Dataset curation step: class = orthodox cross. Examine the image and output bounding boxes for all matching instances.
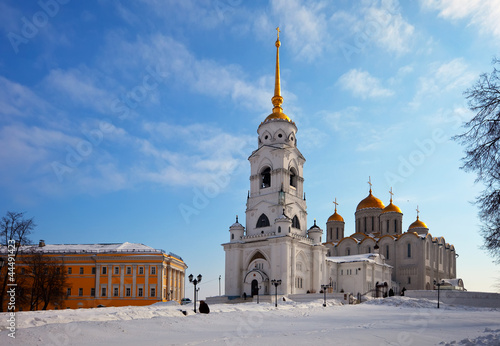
[333,198,339,212]
[276,26,280,39]
[368,176,372,192]
[389,187,394,202]
[416,205,420,218]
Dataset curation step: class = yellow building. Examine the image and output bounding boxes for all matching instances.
[5,241,187,310]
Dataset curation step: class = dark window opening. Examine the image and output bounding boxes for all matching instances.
[256,214,270,228]
[261,167,271,188]
[289,168,297,188]
[394,219,398,233]
[292,215,300,229]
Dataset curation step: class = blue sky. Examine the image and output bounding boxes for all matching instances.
[1,0,499,298]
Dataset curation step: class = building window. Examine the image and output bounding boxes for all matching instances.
[91,288,95,297]
[256,214,270,228]
[67,288,71,296]
[139,267,144,275]
[371,216,374,231]
[126,267,132,275]
[101,287,106,296]
[292,215,300,229]
[386,245,390,260]
[341,270,343,275]
[278,226,281,233]
[114,287,119,297]
[79,267,84,275]
[336,228,339,239]
[138,288,143,297]
[79,288,83,296]
[114,267,119,275]
[261,167,271,188]
[289,168,297,188]
[126,288,131,297]
[231,233,234,239]
[68,267,72,274]
[368,246,371,253]
[408,277,411,284]
[151,266,156,275]
[364,217,367,232]
[394,219,398,233]
[92,267,96,274]
[151,287,156,297]
[346,248,351,256]
[407,243,412,258]
[102,267,107,275]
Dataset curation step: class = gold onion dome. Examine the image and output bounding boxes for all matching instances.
[409,216,428,230]
[328,211,344,222]
[263,27,293,125]
[356,190,385,211]
[382,201,402,213]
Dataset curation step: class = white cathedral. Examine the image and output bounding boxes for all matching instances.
[222,30,458,299]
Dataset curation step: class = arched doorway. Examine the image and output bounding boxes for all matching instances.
[251,279,259,296]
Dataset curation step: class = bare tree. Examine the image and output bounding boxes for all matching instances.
[0,211,34,312]
[19,249,68,311]
[454,57,500,262]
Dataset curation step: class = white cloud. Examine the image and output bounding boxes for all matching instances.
[331,0,415,55]
[338,69,394,99]
[0,76,52,118]
[269,0,330,62]
[421,0,500,40]
[43,67,114,114]
[410,58,476,108]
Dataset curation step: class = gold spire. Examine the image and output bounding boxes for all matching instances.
[272,27,283,114]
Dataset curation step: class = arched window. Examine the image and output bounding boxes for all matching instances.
[386,220,389,234]
[346,247,351,256]
[364,217,367,232]
[278,226,281,233]
[292,215,300,229]
[394,219,398,233]
[407,243,412,258]
[336,227,339,239]
[289,168,297,188]
[261,167,271,188]
[385,245,390,259]
[371,216,375,231]
[256,214,270,228]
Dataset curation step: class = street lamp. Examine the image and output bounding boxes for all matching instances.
[189,274,202,313]
[434,279,444,309]
[321,284,330,307]
[219,275,222,296]
[271,279,281,308]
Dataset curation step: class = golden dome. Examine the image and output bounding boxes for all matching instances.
[264,112,292,123]
[409,216,428,230]
[328,211,344,222]
[382,201,402,214]
[356,190,385,211]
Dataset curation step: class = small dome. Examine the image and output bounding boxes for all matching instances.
[230,216,244,229]
[263,112,292,123]
[328,211,344,222]
[308,219,320,230]
[382,201,402,214]
[409,217,428,230]
[356,191,385,211]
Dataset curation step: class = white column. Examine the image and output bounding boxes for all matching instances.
[120,265,125,297]
[95,265,101,298]
[132,265,137,297]
[145,265,149,298]
[107,265,112,298]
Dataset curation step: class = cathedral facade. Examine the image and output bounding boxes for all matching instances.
[222,30,457,298]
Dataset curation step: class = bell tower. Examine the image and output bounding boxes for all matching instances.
[246,27,307,238]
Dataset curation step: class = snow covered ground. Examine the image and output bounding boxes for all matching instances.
[1,297,499,345]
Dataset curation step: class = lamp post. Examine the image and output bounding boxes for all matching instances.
[271,279,281,308]
[321,284,330,307]
[219,275,221,296]
[188,274,202,313]
[434,279,444,309]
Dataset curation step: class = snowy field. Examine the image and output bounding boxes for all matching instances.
[1,297,500,345]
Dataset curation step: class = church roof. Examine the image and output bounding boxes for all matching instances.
[382,201,402,214]
[356,190,385,211]
[408,216,428,230]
